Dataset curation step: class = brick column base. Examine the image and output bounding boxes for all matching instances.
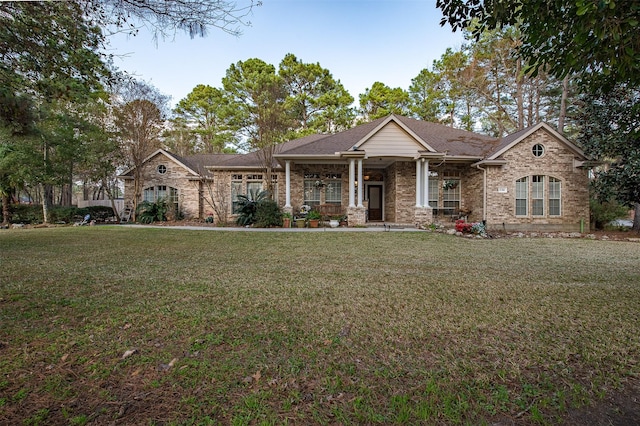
[414,206,433,227]
[347,206,367,226]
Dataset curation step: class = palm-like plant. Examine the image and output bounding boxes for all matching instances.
[136,198,169,224]
[235,189,269,226]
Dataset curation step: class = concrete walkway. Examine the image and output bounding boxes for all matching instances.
[121,224,424,232]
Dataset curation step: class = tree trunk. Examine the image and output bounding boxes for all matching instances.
[1,194,9,225]
[104,183,121,222]
[633,203,640,233]
[558,75,569,133]
[42,183,53,224]
[515,58,524,130]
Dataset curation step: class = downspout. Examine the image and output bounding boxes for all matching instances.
[474,163,487,224]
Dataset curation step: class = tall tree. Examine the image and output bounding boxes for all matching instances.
[173,84,235,153]
[279,53,355,136]
[432,48,476,130]
[0,1,109,223]
[162,117,199,157]
[408,68,443,122]
[114,81,168,219]
[222,58,291,194]
[358,82,410,121]
[577,84,640,232]
[436,0,640,89]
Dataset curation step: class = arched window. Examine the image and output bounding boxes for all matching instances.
[515,176,561,217]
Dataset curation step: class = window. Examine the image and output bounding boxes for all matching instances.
[304,173,321,207]
[246,174,263,197]
[157,164,167,174]
[142,186,178,212]
[443,178,460,213]
[532,144,545,157]
[269,175,278,202]
[515,177,528,216]
[549,177,561,216]
[325,173,342,204]
[532,175,544,216]
[428,177,439,208]
[156,185,167,201]
[231,174,265,214]
[231,175,243,214]
[143,187,155,202]
[515,175,562,217]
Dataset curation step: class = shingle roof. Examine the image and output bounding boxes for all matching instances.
[161,115,581,175]
[393,115,501,157]
[277,115,502,158]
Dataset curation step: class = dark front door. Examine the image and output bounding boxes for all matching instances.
[367,185,383,221]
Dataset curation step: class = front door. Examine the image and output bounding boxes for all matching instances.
[367,185,383,221]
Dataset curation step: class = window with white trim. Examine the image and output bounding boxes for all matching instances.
[515,177,528,216]
[324,173,342,204]
[303,173,321,207]
[443,177,460,213]
[143,185,177,203]
[532,175,544,216]
[231,174,243,214]
[515,175,562,217]
[246,174,263,198]
[428,175,439,208]
[548,177,561,216]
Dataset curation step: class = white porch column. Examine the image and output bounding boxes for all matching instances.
[357,158,364,207]
[423,160,429,208]
[415,159,422,207]
[284,160,291,208]
[348,159,356,207]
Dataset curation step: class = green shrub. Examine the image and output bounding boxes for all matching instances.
[254,199,283,228]
[9,204,42,224]
[136,199,169,224]
[6,204,116,224]
[86,206,116,221]
[590,198,629,230]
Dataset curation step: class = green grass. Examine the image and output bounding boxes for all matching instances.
[1,226,639,424]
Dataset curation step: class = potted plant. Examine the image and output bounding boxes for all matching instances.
[339,215,348,227]
[307,210,321,228]
[329,215,341,228]
[282,212,292,228]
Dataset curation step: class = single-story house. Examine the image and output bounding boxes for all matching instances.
[120,114,591,231]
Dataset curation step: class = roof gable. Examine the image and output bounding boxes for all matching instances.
[119,149,203,177]
[354,115,436,154]
[488,122,587,160]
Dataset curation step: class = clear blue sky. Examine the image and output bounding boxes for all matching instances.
[107,0,465,107]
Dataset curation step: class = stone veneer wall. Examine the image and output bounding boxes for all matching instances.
[484,129,590,232]
[288,164,350,212]
[383,164,396,223]
[394,161,418,223]
[123,155,202,219]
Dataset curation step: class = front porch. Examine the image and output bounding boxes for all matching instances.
[280,157,440,227]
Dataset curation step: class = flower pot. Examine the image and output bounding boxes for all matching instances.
[296,218,306,228]
[329,219,339,228]
[283,218,291,228]
[309,219,319,228]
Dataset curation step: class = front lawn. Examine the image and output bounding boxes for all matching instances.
[1,227,639,425]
